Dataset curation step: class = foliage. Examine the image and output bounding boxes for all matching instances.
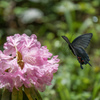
[0,0,100,100]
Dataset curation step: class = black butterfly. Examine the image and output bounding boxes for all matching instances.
[62,33,93,69]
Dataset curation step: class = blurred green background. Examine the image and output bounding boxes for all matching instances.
[0,0,100,100]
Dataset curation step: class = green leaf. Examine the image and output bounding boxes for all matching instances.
[24,86,42,100]
[0,89,3,99]
[77,18,93,34]
[92,82,100,100]
[57,82,70,100]
[12,87,23,100]
[65,10,74,34]
[1,89,11,100]
[23,91,29,100]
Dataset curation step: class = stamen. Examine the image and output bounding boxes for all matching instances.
[16,51,24,69]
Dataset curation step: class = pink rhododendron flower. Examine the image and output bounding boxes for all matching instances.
[0,34,60,92]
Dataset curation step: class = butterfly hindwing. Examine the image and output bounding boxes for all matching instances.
[74,47,90,65]
[72,33,93,49]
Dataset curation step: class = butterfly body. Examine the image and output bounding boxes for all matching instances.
[62,33,93,69]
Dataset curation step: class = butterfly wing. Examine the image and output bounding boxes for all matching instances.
[74,47,91,69]
[72,33,93,49]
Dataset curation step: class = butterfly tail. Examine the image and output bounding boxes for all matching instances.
[80,63,83,69]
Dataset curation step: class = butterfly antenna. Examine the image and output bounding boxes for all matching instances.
[88,62,92,67]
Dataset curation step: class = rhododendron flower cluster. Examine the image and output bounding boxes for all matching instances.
[0,34,60,92]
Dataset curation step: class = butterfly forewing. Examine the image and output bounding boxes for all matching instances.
[72,33,93,49]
